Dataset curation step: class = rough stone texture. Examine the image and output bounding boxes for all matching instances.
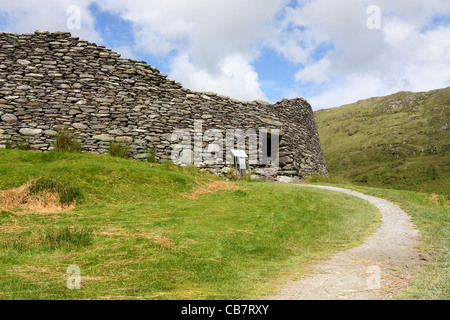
[0,31,328,179]
[1,113,18,123]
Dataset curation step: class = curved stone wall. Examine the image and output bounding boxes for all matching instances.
[0,30,327,179]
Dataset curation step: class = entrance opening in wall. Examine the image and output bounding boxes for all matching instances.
[260,129,280,168]
[266,133,272,159]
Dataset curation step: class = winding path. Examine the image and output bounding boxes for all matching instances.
[268,185,423,300]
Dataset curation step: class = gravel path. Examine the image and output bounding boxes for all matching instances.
[267,185,424,300]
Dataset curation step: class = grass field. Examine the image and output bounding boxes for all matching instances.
[0,149,381,300]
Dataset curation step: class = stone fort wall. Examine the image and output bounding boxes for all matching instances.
[0,30,327,179]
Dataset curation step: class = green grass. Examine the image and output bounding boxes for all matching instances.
[312,87,449,299]
[1,226,94,251]
[53,127,83,153]
[302,179,449,299]
[0,149,381,300]
[108,141,131,159]
[29,177,83,205]
[314,87,450,196]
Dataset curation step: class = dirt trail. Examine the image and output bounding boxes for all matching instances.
[267,185,424,300]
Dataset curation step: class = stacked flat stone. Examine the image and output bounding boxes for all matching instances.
[0,30,328,179]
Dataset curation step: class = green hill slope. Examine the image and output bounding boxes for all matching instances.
[314,87,450,196]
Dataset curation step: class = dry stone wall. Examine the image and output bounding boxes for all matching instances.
[0,30,327,179]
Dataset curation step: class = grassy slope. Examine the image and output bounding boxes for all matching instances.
[314,87,450,196]
[0,149,381,300]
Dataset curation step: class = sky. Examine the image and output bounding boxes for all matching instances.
[1,0,449,110]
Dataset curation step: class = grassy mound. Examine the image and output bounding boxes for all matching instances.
[0,177,82,213]
[0,149,380,300]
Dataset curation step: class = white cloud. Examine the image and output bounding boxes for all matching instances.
[0,0,102,44]
[378,0,450,24]
[271,0,450,109]
[110,45,135,59]
[1,0,449,108]
[1,0,285,101]
[171,52,268,101]
[307,74,388,110]
[295,58,331,84]
[93,0,285,101]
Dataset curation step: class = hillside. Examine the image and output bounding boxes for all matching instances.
[314,87,450,196]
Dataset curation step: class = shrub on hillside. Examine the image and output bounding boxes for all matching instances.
[147,145,157,163]
[54,127,83,153]
[109,141,131,158]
